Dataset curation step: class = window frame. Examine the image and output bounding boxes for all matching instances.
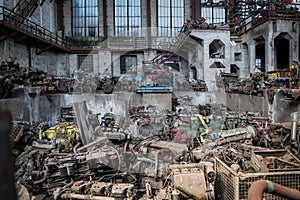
[200,6,226,25]
[71,0,99,37]
[234,52,242,61]
[77,55,93,72]
[114,0,142,36]
[120,55,138,74]
[157,0,185,37]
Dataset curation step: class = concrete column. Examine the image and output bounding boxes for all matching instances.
[98,51,112,74]
[188,51,193,80]
[106,0,114,37]
[150,0,157,36]
[49,1,53,32]
[249,40,256,73]
[197,42,204,80]
[241,44,249,78]
[266,23,275,71]
[266,36,274,71]
[39,0,43,27]
[99,0,104,37]
[292,38,298,62]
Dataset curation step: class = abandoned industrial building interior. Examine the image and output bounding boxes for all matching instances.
[2,0,300,199]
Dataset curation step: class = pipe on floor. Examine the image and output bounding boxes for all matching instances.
[291,112,298,142]
[60,193,116,200]
[248,180,300,200]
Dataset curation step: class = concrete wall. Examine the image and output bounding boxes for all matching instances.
[0,40,68,75]
[130,93,172,110]
[270,91,300,123]
[111,52,144,77]
[230,43,249,78]
[224,93,268,116]
[241,20,300,72]
[64,0,72,36]
[0,91,171,125]
[174,91,211,105]
[2,88,300,125]
[191,29,231,91]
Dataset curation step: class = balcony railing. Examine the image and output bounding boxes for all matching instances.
[0,6,69,48]
[231,2,300,35]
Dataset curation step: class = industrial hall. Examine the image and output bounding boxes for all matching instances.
[1,0,300,199]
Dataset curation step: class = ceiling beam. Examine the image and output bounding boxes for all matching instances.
[36,45,54,55]
[0,31,18,42]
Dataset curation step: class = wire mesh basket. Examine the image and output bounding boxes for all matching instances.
[215,156,300,200]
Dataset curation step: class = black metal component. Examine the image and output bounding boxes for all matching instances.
[0,110,17,200]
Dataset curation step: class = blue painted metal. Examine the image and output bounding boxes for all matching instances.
[136,86,173,93]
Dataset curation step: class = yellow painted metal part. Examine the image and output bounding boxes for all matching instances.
[40,122,80,152]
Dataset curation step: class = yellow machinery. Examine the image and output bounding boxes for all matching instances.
[39,122,80,152]
[193,114,211,143]
[267,61,300,88]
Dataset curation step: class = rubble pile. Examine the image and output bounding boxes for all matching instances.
[217,62,300,98]
[0,59,75,99]
[10,99,300,200]
[216,71,265,96]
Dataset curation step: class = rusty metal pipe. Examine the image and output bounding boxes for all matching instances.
[291,112,298,142]
[248,180,300,200]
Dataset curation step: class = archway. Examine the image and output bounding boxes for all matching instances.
[255,37,265,72]
[275,33,291,69]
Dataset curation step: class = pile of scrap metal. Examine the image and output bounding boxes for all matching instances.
[12,101,300,200]
[183,18,217,30]
[36,75,75,94]
[215,143,300,173]
[0,58,75,98]
[265,61,300,100]
[10,121,40,156]
[38,122,80,153]
[72,71,98,93]
[60,106,76,122]
[216,71,265,96]
[14,137,215,200]
[14,111,216,200]
[224,111,268,129]
[217,61,300,98]
[113,76,136,92]
[189,79,208,92]
[176,96,200,117]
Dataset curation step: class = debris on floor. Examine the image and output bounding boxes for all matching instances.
[9,98,300,200]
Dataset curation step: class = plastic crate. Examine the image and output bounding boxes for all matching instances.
[215,156,300,200]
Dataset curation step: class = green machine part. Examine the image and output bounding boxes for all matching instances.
[190,117,205,138]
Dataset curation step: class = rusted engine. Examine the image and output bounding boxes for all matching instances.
[56,181,135,200]
[0,62,75,98]
[169,162,215,200]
